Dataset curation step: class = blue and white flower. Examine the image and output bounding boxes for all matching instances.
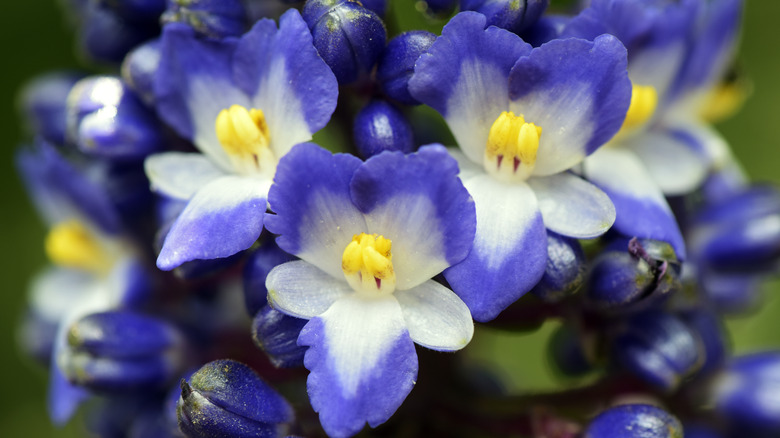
[144,9,338,270]
[265,143,476,437]
[409,12,631,321]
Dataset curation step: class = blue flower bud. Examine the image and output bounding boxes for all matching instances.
[18,72,83,145]
[522,14,569,47]
[252,305,307,368]
[162,0,247,38]
[79,2,158,64]
[680,309,728,375]
[421,0,458,15]
[547,323,592,377]
[353,100,414,158]
[376,31,436,105]
[460,0,549,34]
[714,352,780,435]
[584,404,683,438]
[586,238,679,312]
[177,359,294,438]
[302,0,387,84]
[359,0,387,16]
[243,242,295,317]
[97,0,166,22]
[122,39,160,106]
[698,268,764,314]
[61,311,186,392]
[67,76,164,161]
[611,310,701,390]
[531,232,585,302]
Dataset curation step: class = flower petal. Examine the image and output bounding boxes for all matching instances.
[157,175,270,270]
[409,12,532,165]
[234,10,338,158]
[299,294,417,438]
[584,147,686,259]
[266,261,352,319]
[265,143,367,278]
[144,152,226,200]
[444,176,547,322]
[350,145,476,290]
[627,128,708,195]
[527,172,615,238]
[395,280,473,351]
[508,35,632,175]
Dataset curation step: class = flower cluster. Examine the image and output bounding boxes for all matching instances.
[13,0,780,437]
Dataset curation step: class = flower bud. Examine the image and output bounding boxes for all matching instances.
[547,323,592,377]
[531,232,585,302]
[421,0,458,15]
[67,76,164,161]
[353,100,414,159]
[584,404,683,438]
[680,309,728,375]
[376,31,436,105]
[162,0,247,38]
[177,360,294,437]
[252,305,308,368]
[302,0,387,84]
[360,0,387,16]
[714,352,780,435]
[18,72,83,145]
[79,2,158,64]
[121,39,161,106]
[97,0,166,22]
[460,0,549,34]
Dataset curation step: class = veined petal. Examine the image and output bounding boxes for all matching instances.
[235,10,338,158]
[395,280,473,351]
[144,152,226,200]
[584,148,686,259]
[299,294,417,438]
[409,12,532,165]
[444,175,547,322]
[265,143,367,279]
[627,129,708,195]
[508,35,632,176]
[266,261,352,319]
[527,172,615,238]
[157,175,270,270]
[350,146,476,290]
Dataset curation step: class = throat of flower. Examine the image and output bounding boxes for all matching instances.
[45,220,113,274]
[341,233,396,295]
[484,111,541,182]
[215,104,276,175]
[617,84,658,138]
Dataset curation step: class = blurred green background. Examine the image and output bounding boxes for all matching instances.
[1,1,779,436]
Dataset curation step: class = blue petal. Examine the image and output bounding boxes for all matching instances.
[584,148,686,259]
[408,11,532,164]
[350,145,476,289]
[444,176,547,322]
[157,175,270,270]
[48,356,89,425]
[299,294,417,437]
[265,143,367,279]
[508,35,632,176]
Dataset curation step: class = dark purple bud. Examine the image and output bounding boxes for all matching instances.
[18,72,83,145]
[680,309,728,375]
[67,76,164,161]
[531,232,585,302]
[547,323,592,377]
[162,0,247,38]
[122,39,161,106]
[353,100,414,159]
[177,360,294,437]
[461,0,549,34]
[252,305,307,368]
[243,242,296,317]
[522,14,570,47]
[303,0,387,84]
[714,352,780,435]
[376,31,436,105]
[97,0,166,21]
[79,3,158,64]
[422,0,458,15]
[584,404,683,438]
[611,311,702,390]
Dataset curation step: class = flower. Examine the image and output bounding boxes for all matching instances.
[144,9,338,270]
[264,143,476,437]
[408,12,631,321]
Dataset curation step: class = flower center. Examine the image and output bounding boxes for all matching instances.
[215,104,276,175]
[341,233,396,295]
[45,220,113,273]
[483,111,541,182]
[619,84,658,134]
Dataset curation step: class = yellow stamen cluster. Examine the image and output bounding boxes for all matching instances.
[484,111,541,181]
[342,233,395,294]
[215,105,271,172]
[621,84,658,131]
[45,220,111,273]
[700,81,748,123]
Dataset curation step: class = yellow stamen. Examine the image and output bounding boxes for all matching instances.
[621,84,658,131]
[342,233,395,294]
[484,111,541,181]
[45,220,111,273]
[700,81,749,123]
[215,105,271,172]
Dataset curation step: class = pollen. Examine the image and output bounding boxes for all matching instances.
[484,111,541,182]
[342,233,396,294]
[621,84,658,131]
[45,220,111,273]
[215,105,272,172]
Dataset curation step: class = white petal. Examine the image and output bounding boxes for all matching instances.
[447,147,484,182]
[527,172,616,238]
[628,130,708,195]
[267,261,352,319]
[144,152,226,200]
[395,280,473,351]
